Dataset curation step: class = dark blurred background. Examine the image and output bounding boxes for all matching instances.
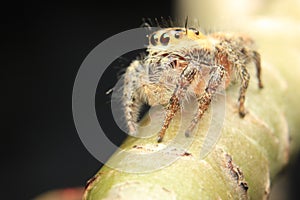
[2,1,173,199]
[2,1,300,200]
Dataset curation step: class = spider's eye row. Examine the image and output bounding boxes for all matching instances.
[149,28,201,46]
[150,34,159,46]
[160,33,170,46]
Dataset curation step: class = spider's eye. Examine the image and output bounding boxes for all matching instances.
[189,27,200,35]
[174,29,183,39]
[160,33,170,45]
[174,32,181,39]
[150,34,158,46]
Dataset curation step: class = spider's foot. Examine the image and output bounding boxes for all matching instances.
[185,130,191,137]
[157,136,163,143]
[128,123,137,136]
[239,110,247,118]
[157,129,166,143]
[185,123,197,137]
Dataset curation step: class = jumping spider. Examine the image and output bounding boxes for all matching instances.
[122,27,263,142]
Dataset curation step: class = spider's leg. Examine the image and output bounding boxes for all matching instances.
[185,65,226,137]
[252,51,263,89]
[238,66,250,117]
[123,60,147,135]
[157,65,197,142]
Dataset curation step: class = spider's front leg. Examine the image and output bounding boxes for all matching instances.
[185,65,226,137]
[123,60,148,135]
[157,65,198,142]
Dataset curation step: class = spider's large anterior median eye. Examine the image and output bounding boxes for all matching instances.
[160,33,170,45]
[150,34,158,46]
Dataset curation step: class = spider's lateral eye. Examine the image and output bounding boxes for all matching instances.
[189,27,200,35]
[174,32,180,39]
[150,34,158,46]
[174,29,183,39]
[160,33,170,45]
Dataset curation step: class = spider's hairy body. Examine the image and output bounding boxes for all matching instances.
[123,27,263,142]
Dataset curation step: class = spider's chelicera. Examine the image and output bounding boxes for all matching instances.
[122,27,263,142]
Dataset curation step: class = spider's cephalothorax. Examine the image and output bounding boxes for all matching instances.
[122,27,263,142]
